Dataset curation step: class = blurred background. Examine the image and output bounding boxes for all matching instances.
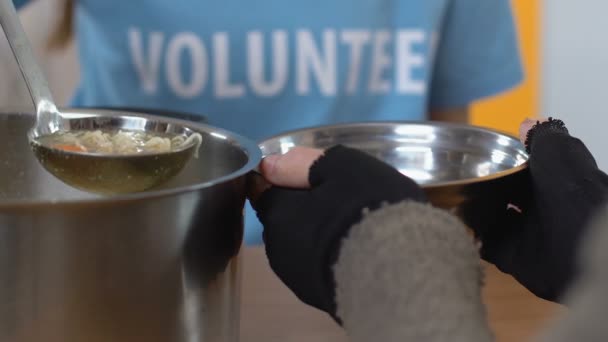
[1,0,604,168]
[475,0,606,170]
[0,1,597,341]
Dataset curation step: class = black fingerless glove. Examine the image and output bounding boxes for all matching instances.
[253,145,427,321]
[469,118,608,301]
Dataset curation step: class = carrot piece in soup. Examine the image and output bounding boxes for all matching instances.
[53,144,86,152]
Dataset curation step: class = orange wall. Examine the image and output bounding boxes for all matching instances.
[470,0,539,135]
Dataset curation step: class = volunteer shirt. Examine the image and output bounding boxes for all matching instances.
[16,0,523,244]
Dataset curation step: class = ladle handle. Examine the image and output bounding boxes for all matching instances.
[0,0,59,124]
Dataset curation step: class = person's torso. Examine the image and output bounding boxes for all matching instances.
[72,0,448,140]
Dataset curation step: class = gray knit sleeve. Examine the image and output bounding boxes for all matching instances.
[537,203,608,342]
[333,200,494,342]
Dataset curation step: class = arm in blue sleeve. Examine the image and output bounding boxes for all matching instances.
[429,0,524,109]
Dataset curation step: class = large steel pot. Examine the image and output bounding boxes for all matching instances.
[0,109,261,342]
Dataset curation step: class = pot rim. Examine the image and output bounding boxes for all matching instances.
[257,120,530,189]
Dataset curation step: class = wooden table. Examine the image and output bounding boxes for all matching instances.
[240,247,564,342]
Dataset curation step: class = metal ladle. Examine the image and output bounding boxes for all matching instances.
[0,0,201,195]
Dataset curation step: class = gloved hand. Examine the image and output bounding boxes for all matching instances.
[465,118,608,302]
[249,145,427,321]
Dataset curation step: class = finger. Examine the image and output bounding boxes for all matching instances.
[260,147,324,188]
[519,117,547,144]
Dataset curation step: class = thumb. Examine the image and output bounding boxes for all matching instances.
[519,117,548,145]
[260,147,325,188]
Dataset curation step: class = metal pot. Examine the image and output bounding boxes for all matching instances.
[0,109,261,342]
[258,121,531,229]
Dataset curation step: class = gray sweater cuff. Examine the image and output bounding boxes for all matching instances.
[537,203,608,342]
[333,200,494,342]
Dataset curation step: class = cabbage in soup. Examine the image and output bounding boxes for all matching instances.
[37,129,200,155]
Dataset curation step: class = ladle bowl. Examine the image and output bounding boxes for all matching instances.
[28,108,203,194]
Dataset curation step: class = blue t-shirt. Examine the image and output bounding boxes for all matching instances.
[17,0,523,244]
